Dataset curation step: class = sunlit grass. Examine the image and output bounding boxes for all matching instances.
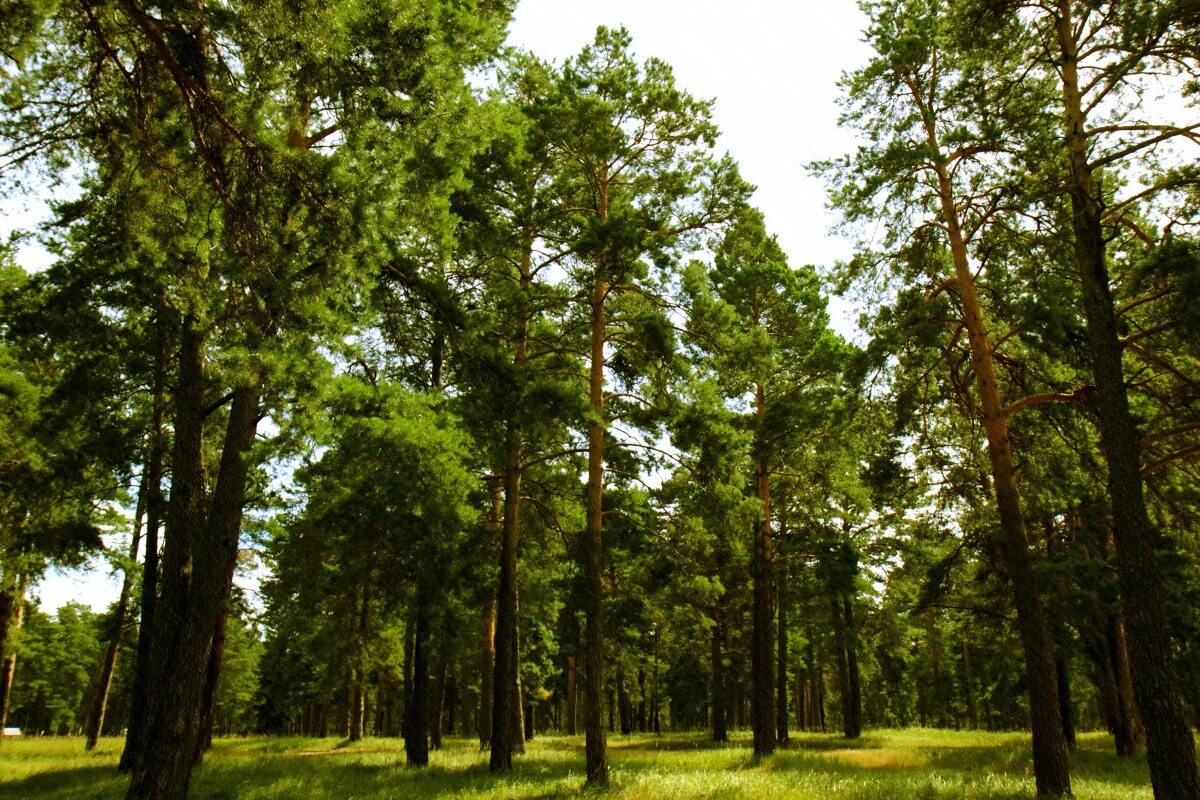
[0,729,1156,798]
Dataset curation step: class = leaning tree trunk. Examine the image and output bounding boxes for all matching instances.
[1056,6,1200,796]
[86,473,149,750]
[750,382,775,757]
[120,330,167,772]
[126,324,261,800]
[919,110,1072,794]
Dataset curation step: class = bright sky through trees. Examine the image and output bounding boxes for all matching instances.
[31,1,872,614]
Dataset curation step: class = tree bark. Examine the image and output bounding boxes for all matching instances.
[916,100,1072,794]
[0,576,26,735]
[776,560,789,745]
[842,596,862,739]
[120,329,168,772]
[1055,5,1199,796]
[404,584,431,766]
[126,322,260,800]
[582,212,609,783]
[86,473,148,751]
[479,484,499,749]
[567,655,577,735]
[751,382,775,757]
[711,612,727,742]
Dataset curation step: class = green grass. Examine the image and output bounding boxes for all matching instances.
[0,729,1154,799]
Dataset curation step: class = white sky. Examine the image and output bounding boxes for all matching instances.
[31,1,871,613]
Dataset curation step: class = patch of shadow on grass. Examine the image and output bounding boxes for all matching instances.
[784,734,885,752]
[609,735,737,753]
[189,745,586,800]
[0,764,124,800]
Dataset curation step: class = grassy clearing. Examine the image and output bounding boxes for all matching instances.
[0,729,1153,799]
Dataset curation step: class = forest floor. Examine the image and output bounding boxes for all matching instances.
[0,729,1156,799]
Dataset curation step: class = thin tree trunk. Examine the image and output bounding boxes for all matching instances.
[776,560,789,745]
[120,329,168,772]
[480,484,499,749]
[962,639,978,730]
[1110,612,1146,756]
[1056,4,1199,796]
[1056,653,1076,750]
[711,612,727,742]
[751,382,775,757]
[0,576,26,735]
[85,473,148,750]
[567,655,577,735]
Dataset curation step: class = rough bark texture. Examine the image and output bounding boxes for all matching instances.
[750,383,775,757]
[1056,4,1200,796]
[125,324,260,800]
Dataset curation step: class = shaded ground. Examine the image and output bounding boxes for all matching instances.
[0,729,1156,799]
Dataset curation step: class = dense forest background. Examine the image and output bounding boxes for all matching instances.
[1,1,1199,799]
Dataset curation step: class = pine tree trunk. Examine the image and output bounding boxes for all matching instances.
[918,116,1071,794]
[86,473,148,750]
[567,655,577,735]
[1109,612,1146,756]
[776,561,789,744]
[490,447,522,770]
[0,576,26,735]
[962,639,978,730]
[751,383,775,757]
[126,325,261,800]
[404,585,431,766]
[711,613,727,742]
[582,260,609,783]
[842,596,863,739]
[120,331,167,772]
[1055,4,1199,796]
[479,485,499,749]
